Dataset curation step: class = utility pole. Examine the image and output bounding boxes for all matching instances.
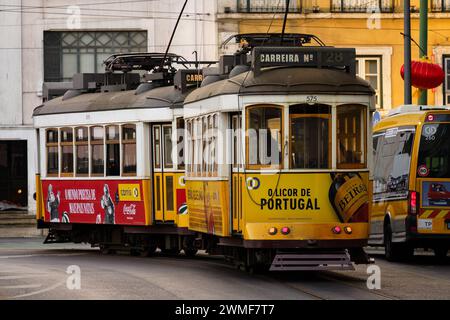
[418,0,428,105]
[404,0,412,104]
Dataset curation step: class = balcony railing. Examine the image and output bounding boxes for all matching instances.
[331,0,394,13]
[432,0,450,12]
[237,0,302,13]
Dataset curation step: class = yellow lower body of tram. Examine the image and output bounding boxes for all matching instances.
[186,171,372,269]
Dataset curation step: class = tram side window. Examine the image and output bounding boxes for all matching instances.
[46,129,59,176]
[122,124,136,175]
[60,127,74,176]
[247,105,283,169]
[336,104,366,169]
[212,114,218,174]
[289,104,330,169]
[163,125,173,169]
[106,125,120,176]
[186,120,193,175]
[176,118,185,170]
[91,126,104,176]
[75,127,88,176]
[202,117,208,175]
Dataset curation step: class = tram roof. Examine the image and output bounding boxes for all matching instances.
[33,85,192,116]
[185,67,375,104]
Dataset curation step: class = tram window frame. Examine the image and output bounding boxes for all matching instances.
[106,125,121,177]
[163,124,173,170]
[246,104,284,170]
[46,128,59,176]
[202,116,208,176]
[212,114,218,175]
[289,104,331,170]
[122,124,137,176]
[186,119,193,175]
[153,126,161,170]
[60,127,74,177]
[336,104,367,169]
[90,126,105,177]
[176,117,185,171]
[75,126,89,176]
[195,118,202,175]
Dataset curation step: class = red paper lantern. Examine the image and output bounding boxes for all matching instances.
[401,60,445,89]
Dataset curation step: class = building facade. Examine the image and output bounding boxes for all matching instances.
[217,0,450,112]
[0,0,218,213]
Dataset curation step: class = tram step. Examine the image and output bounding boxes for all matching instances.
[269,250,355,271]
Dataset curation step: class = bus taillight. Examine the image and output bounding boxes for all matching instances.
[408,191,418,216]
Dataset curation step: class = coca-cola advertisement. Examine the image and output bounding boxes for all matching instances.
[41,179,147,225]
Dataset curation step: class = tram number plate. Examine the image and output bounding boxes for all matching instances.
[306,95,318,104]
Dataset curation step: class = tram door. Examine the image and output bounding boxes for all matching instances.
[152,124,176,223]
[231,113,243,233]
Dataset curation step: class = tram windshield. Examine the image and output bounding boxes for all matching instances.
[290,104,330,169]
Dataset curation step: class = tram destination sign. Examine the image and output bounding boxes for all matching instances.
[252,47,356,76]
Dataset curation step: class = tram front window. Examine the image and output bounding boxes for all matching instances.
[60,127,74,175]
[46,129,58,175]
[290,104,330,169]
[122,124,136,175]
[247,105,282,168]
[106,125,120,176]
[91,126,104,175]
[336,104,366,169]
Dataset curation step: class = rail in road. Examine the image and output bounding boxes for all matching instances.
[0,238,448,300]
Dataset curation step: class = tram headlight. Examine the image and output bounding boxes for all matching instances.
[268,227,277,235]
[281,227,290,235]
[344,226,353,234]
[332,226,342,234]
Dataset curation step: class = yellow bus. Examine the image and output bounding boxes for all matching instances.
[370,105,450,260]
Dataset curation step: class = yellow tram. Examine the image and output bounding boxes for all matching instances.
[182,34,376,270]
[34,53,203,255]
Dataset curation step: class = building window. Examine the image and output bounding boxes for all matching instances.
[75,127,88,176]
[122,124,136,175]
[432,0,450,12]
[337,104,367,169]
[237,0,302,13]
[46,129,59,176]
[247,105,283,169]
[356,56,382,108]
[289,104,331,169]
[444,56,450,105]
[60,127,74,176]
[106,125,120,176]
[331,0,394,13]
[44,31,148,82]
[90,126,104,176]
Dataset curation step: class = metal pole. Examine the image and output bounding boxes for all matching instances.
[404,0,412,104]
[418,0,428,105]
[161,0,189,68]
[281,0,290,45]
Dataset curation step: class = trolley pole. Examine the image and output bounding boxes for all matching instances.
[404,0,412,104]
[418,0,428,105]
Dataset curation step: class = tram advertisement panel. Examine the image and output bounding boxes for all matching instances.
[242,172,369,223]
[41,179,147,225]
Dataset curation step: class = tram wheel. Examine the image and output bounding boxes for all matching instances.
[433,247,448,261]
[161,248,180,255]
[183,248,198,257]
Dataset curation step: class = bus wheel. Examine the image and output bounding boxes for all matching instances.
[384,223,413,261]
[433,247,448,260]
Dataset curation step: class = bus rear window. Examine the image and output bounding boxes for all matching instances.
[418,123,450,178]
